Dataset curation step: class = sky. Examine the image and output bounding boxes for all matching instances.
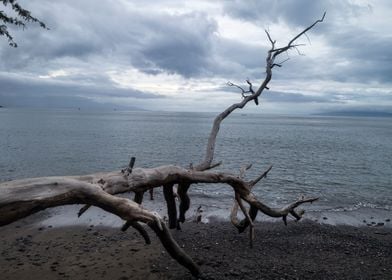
[0,0,391,114]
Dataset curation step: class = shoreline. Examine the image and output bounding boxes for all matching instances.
[34,202,392,229]
[1,218,391,279]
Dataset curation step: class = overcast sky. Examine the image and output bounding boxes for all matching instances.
[0,0,391,114]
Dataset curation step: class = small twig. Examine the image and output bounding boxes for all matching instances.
[277,57,290,65]
[246,79,255,94]
[239,163,252,179]
[149,189,154,200]
[249,165,273,187]
[78,204,91,217]
[304,32,311,45]
[282,215,287,226]
[265,29,276,48]
[294,46,304,56]
[227,81,250,98]
[204,161,222,170]
[272,12,325,59]
[127,156,136,175]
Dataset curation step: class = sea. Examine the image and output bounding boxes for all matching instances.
[0,108,391,228]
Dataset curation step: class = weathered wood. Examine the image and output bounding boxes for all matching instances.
[231,165,273,234]
[0,176,199,275]
[177,182,191,225]
[133,192,144,204]
[163,184,177,229]
[0,156,317,278]
[121,221,151,244]
[0,14,325,277]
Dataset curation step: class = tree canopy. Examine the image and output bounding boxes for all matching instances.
[0,0,47,47]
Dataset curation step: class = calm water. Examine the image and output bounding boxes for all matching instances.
[1,108,391,226]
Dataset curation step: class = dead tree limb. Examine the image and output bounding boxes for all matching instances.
[0,167,317,226]
[195,12,325,172]
[0,160,318,276]
[163,183,177,229]
[0,13,325,277]
[231,165,272,234]
[0,176,200,276]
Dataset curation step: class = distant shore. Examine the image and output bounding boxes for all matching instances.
[1,217,391,280]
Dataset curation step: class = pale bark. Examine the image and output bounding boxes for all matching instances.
[0,166,318,230]
[0,175,200,276]
[0,13,325,277]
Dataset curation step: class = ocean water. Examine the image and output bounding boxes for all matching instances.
[0,108,391,227]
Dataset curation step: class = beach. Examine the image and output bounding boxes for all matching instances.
[1,215,391,280]
[1,110,391,279]
[2,1,392,279]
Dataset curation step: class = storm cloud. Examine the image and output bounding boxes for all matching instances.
[0,0,391,113]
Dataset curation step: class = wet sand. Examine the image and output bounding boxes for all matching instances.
[0,218,391,280]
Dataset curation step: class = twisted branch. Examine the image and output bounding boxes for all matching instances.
[195,13,325,171]
[0,13,326,277]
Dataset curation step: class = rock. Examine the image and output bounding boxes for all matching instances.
[385,219,390,222]
[374,231,389,235]
[376,222,384,227]
[323,217,328,220]
[229,270,240,276]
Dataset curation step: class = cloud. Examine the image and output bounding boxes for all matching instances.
[0,0,391,113]
[0,75,162,103]
[135,12,217,77]
[325,28,392,83]
[263,91,333,103]
[223,0,369,28]
[0,1,219,78]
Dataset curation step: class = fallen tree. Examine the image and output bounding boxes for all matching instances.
[0,13,325,277]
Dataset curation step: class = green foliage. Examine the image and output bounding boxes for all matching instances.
[0,0,47,47]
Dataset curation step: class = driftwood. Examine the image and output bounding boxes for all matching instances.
[0,13,325,277]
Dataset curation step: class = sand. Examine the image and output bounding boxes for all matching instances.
[0,216,391,280]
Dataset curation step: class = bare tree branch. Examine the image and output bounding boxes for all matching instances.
[195,13,325,171]
[0,13,326,277]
